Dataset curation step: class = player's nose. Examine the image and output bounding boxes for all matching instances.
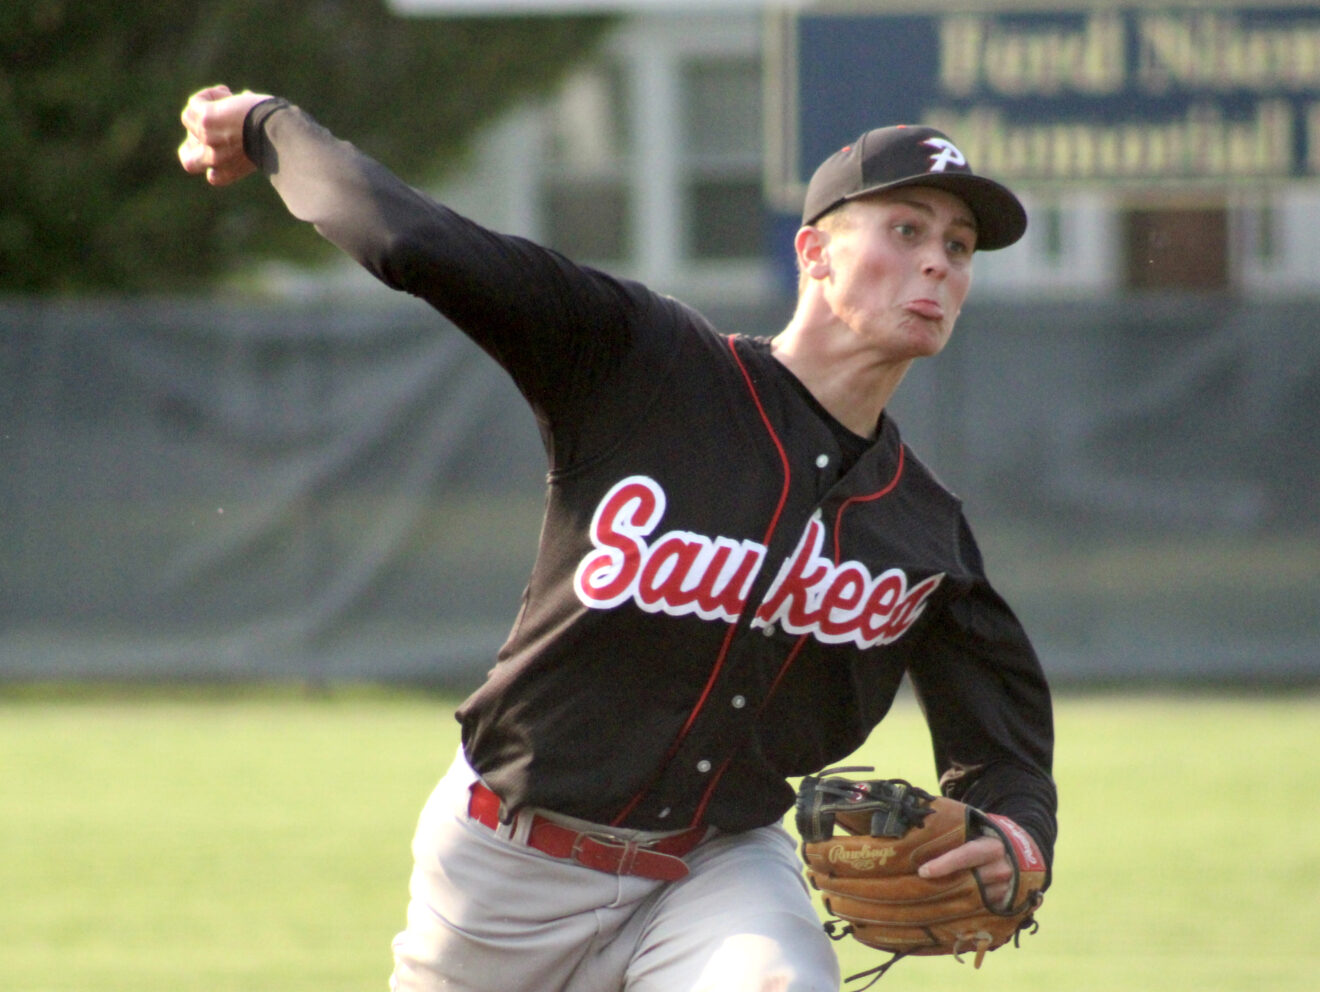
[920,243,951,279]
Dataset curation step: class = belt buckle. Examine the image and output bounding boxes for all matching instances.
[570,830,640,876]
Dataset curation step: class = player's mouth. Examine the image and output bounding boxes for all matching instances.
[903,299,945,321]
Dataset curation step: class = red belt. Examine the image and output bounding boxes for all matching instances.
[468,782,706,882]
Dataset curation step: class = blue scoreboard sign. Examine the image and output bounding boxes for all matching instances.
[768,3,1320,207]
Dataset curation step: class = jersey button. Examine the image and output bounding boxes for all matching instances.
[696,759,712,774]
[815,453,830,469]
[731,695,746,709]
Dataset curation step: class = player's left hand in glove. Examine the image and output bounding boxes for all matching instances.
[795,768,1046,986]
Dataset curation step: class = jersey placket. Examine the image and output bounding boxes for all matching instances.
[613,337,853,829]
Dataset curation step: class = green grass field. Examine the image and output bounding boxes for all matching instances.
[3,686,1317,992]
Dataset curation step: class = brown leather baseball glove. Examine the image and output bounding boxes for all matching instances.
[795,768,1046,985]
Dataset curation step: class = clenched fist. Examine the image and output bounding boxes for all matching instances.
[178,85,272,186]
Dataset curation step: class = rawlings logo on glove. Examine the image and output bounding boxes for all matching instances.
[826,841,897,871]
[795,768,1045,986]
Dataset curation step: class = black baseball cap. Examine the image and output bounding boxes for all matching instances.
[801,125,1027,251]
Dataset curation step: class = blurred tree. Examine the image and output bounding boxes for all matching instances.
[0,1,613,293]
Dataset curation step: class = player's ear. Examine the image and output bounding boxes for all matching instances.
[795,224,832,281]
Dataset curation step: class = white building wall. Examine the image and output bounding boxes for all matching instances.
[276,9,1320,306]
[1236,186,1320,297]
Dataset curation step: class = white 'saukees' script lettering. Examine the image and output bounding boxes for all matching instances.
[573,476,943,649]
[573,476,766,623]
[751,514,943,649]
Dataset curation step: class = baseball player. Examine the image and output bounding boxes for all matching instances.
[179,85,1056,992]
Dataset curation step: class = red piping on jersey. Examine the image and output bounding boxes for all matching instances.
[690,631,810,824]
[833,444,905,563]
[693,429,909,822]
[690,755,733,825]
[609,337,793,828]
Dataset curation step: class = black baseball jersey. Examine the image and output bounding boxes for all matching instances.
[245,101,1057,866]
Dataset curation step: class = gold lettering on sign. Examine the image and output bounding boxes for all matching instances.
[928,100,1294,181]
[939,15,983,95]
[1138,12,1320,91]
[939,13,1125,98]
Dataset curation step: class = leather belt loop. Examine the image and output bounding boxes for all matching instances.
[468,782,702,882]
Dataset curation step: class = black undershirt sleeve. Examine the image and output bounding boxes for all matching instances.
[243,98,640,419]
[905,517,1059,876]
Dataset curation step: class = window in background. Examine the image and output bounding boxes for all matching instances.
[680,55,764,262]
[541,63,632,263]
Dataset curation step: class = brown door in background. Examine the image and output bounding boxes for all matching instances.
[1123,206,1229,291]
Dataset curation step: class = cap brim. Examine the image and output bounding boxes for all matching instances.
[829,173,1028,252]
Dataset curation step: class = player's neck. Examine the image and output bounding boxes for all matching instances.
[772,310,910,439]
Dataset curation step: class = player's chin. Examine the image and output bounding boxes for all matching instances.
[900,318,952,358]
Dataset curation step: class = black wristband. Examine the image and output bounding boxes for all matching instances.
[241,97,291,172]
